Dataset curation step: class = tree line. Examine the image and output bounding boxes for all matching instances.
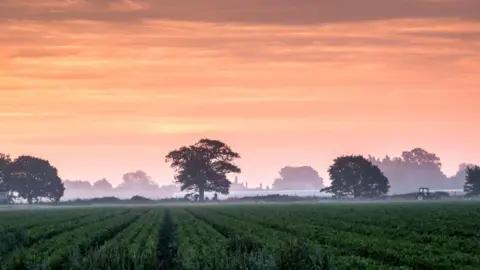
[2,139,480,203]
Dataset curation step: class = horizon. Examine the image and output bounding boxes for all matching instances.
[1,0,479,187]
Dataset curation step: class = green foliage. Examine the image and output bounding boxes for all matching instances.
[4,155,65,203]
[464,165,480,195]
[322,155,390,198]
[165,138,241,201]
[0,153,12,193]
[2,203,480,269]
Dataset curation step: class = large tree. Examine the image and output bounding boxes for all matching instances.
[5,155,65,204]
[322,155,390,198]
[368,148,449,193]
[464,165,480,196]
[272,166,324,190]
[165,138,241,202]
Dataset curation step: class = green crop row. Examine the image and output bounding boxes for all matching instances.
[1,202,480,269]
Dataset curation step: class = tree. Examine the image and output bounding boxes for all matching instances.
[401,148,441,168]
[165,138,241,202]
[63,180,92,190]
[272,166,324,190]
[93,178,113,190]
[45,179,66,203]
[464,165,480,196]
[0,153,12,192]
[368,148,449,193]
[448,163,476,189]
[118,170,158,190]
[5,155,65,204]
[322,155,390,198]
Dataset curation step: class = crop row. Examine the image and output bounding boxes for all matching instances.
[0,208,152,270]
[203,203,480,269]
[2,202,480,269]
[180,207,386,269]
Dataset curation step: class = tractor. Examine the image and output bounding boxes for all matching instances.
[416,187,449,200]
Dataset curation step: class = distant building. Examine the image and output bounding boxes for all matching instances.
[230,176,248,191]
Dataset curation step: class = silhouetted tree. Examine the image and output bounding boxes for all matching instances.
[45,180,65,203]
[165,138,241,202]
[464,165,480,196]
[118,170,158,190]
[93,178,113,190]
[5,155,65,204]
[369,148,449,193]
[322,155,389,198]
[272,166,324,190]
[0,153,12,192]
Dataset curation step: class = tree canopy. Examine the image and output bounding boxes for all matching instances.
[0,153,12,192]
[272,166,324,190]
[118,170,159,190]
[93,178,113,190]
[165,138,241,201]
[464,165,480,196]
[4,155,65,203]
[322,155,390,198]
[63,180,92,190]
[368,148,455,193]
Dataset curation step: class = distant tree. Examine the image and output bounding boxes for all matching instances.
[63,180,92,190]
[322,155,389,198]
[401,148,442,168]
[130,195,151,201]
[93,178,113,190]
[369,148,449,193]
[118,170,158,190]
[448,163,476,189]
[212,193,218,201]
[464,165,480,196]
[272,166,324,190]
[5,155,65,204]
[165,138,241,202]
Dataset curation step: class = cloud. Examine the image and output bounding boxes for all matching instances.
[0,0,479,24]
[0,0,478,144]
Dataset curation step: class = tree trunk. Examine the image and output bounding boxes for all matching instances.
[27,197,33,204]
[199,186,205,202]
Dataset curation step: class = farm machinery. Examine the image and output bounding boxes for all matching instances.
[416,187,449,200]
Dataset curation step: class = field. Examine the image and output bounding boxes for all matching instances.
[1,202,480,269]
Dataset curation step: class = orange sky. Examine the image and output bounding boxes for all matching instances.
[1,0,479,187]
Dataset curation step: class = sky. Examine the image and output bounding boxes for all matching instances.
[1,0,479,187]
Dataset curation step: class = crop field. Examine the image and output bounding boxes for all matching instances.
[1,202,480,270]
